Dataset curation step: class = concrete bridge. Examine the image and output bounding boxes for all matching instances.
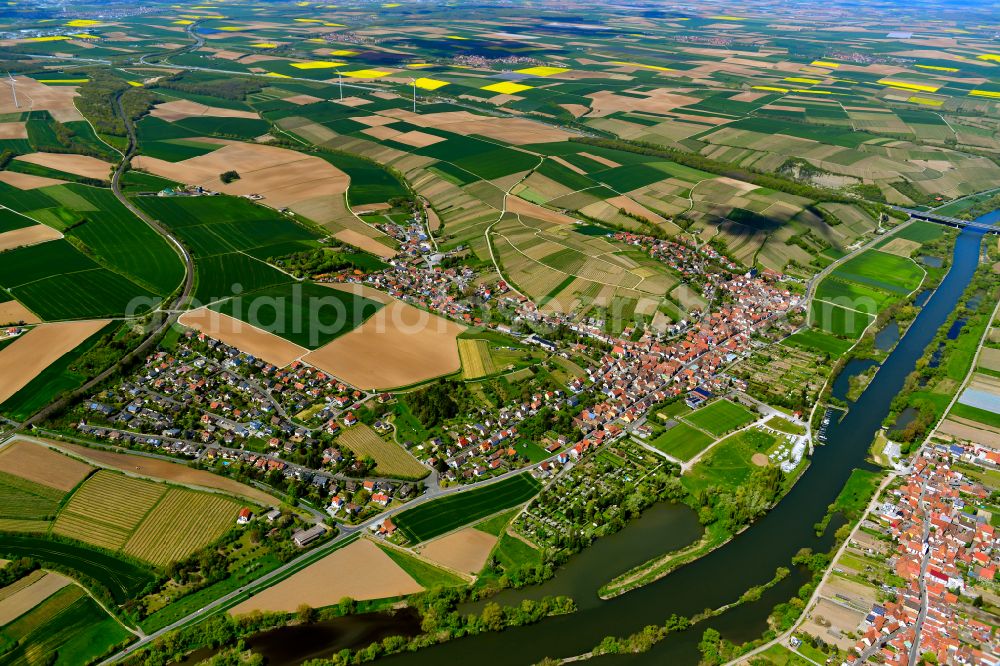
[892,206,999,233]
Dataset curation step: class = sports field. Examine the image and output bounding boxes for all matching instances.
[682,428,779,495]
[337,424,427,479]
[684,399,757,436]
[394,474,541,543]
[647,423,714,461]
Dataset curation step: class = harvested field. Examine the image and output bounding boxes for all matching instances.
[333,229,397,259]
[0,77,83,122]
[151,99,260,121]
[0,439,91,492]
[393,130,445,148]
[415,528,497,574]
[179,308,306,368]
[801,597,865,651]
[14,153,112,181]
[35,438,281,506]
[0,569,43,603]
[337,424,426,478]
[376,108,570,145]
[0,225,62,252]
[283,94,324,105]
[578,152,620,168]
[879,237,921,258]
[0,171,66,190]
[0,300,39,325]
[0,320,109,404]
[229,538,423,613]
[304,284,464,390]
[132,143,349,222]
[0,572,71,626]
[980,348,1000,373]
[937,419,1000,448]
[506,196,577,225]
[0,122,27,139]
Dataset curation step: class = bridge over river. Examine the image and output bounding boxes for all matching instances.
[893,206,1000,233]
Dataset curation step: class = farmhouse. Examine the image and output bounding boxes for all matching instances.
[237,508,254,524]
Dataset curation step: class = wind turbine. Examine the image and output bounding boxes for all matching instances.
[409,78,417,113]
[335,68,343,101]
[6,72,18,109]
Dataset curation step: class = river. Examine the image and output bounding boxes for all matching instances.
[377,224,987,666]
[234,224,986,666]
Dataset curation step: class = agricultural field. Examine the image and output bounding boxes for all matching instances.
[683,399,757,436]
[0,583,133,665]
[228,538,423,614]
[811,249,925,338]
[52,470,242,567]
[302,285,465,390]
[212,281,383,349]
[458,338,497,379]
[0,533,154,605]
[394,474,542,544]
[336,424,427,479]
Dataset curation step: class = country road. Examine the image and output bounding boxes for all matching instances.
[99,460,553,664]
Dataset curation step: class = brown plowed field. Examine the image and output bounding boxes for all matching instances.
[0,320,109,404]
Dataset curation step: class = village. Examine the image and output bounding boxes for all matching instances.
[55,218,808,535]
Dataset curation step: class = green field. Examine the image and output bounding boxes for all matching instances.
[684,399,757,436]
[491,532,542,571]
[0,240,158,320]
[810,301,874,339]
[394,475,542,544]
[647,423,714,461]
[682,428,778,494]
[0,471,65,520]
[829,250,924,295]
[212,282,383,349]
[0,586,132,665]
[782,328,854,356]
[0,533,154,604]
[376,544,467,588]
[950,402,1000,429]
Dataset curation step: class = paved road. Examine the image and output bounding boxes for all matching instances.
[18,84,194,430]
[908,477,932,666]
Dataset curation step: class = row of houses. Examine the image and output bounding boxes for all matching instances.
[852,445,999,665]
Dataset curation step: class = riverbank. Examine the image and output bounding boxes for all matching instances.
[374,225,986,666]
